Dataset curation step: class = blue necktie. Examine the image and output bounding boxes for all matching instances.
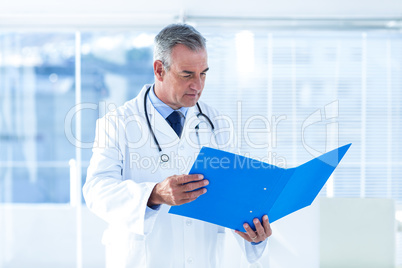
[166,111,183,138]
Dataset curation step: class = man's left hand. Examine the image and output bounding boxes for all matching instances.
[235,215,272,243]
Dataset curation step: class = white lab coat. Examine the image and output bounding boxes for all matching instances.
[83,84,267,268]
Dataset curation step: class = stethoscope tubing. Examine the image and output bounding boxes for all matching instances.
[144,85,215,162]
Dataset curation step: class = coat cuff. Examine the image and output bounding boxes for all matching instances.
[144,203,161,235]
[244,238,268,263]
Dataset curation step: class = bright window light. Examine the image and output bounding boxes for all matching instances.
[235,30,255,74]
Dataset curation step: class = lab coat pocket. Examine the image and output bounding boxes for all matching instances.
[103,229,147,268]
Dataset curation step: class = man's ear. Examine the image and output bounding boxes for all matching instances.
[154,60,165,82]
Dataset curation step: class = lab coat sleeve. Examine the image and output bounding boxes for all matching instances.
[244,237,268,263]
[83,116,159,236]
[228,206,268,263]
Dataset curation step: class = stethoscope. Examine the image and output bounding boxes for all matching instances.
[144,85,216,163]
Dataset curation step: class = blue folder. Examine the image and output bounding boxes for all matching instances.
[169,144,351,231]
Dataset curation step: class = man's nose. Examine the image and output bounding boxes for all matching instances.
[190,76,204,91]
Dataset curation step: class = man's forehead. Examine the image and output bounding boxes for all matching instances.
[171,45,207,58]
[170,46,208,71]
[175,63,209,72]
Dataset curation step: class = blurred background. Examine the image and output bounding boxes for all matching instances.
[0,0,401,267]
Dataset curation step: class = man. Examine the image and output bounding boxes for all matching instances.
[83,24,271,268]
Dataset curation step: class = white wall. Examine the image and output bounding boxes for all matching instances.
[0,205,107,268]
[0,201,320,268]
[1,0,402,17]
[0,0,401,28]
[0,198,396,267]
[320,198,396,268]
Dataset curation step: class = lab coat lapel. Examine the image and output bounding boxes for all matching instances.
[180,106,204,155]
[138,85,179,148]
[136,85,179,148]
[148,101,203,153]
[182,105,202,135]
[137,85,203,150]
[146,101,179,146]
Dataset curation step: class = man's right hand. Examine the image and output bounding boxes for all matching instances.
[147,174,208,207]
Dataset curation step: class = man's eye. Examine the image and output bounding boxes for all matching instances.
[201,73,207,76]
[183,75,191,78]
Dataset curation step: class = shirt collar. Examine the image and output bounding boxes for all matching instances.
[148,85,189,119]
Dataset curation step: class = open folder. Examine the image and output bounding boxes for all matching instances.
[169,144,351,231]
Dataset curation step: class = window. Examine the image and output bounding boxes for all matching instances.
[0,24,401,266]
[200,28,402,205]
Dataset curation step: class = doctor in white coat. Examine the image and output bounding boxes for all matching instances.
[83,24,272,268]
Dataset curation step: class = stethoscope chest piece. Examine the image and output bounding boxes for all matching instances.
[160,154,169,162]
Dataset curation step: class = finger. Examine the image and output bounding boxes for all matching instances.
[262,215,272,237]
[235,230,252,242]
[176,174,204,184]
[182,187,207,200]
[183,179,209,192]
[243,223,257,240]
[253,218,266,237]
[179,196,198,204]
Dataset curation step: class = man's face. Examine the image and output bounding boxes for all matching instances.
[155,44,209,109]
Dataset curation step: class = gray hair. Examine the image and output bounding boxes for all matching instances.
[154,24,206,71]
